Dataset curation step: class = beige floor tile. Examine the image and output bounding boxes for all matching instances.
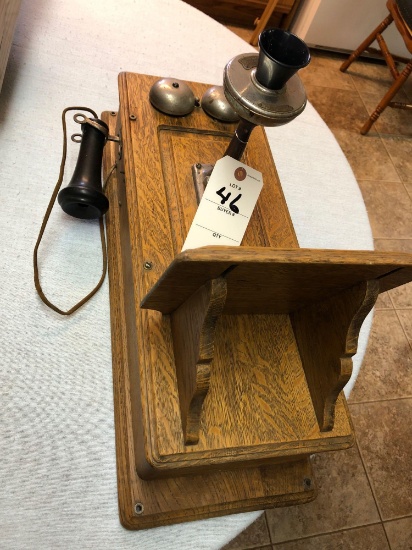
[346,60,398,97]
[396,282,412,310]
[347,58,412,103]
[390,283,412,309]
[304,85,369,132]
[350,399,412,519]
[384,516,412,550]
[374,238,412,253]
[266,446,380,543]
[332,129,401,181]
[272,524,389,549]
[357,180,412,239]
[375,292,393,309]
[349,310,412,402]
[374,239,412,308]
[361,91,412,137]
[397,309,412,344]
[299,53,356,91]
[402,81,412,104]
[223,513,271,549]
[381,135,412,184]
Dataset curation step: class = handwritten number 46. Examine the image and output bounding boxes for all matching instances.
[216,187,242,214]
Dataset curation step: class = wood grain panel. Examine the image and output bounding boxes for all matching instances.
[0,0,21,92]
[103,110,316,529]
[109,73,357,484]
[158,128,274,249]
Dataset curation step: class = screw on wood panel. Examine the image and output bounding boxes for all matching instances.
[129,114,137,121]
[110,111,116,116]
[134,502,144,515]
[303,477,312,490]
[143,261,153,270]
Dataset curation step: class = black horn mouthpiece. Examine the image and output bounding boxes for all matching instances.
[256,28,310,90]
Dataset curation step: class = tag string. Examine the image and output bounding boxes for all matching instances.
[33,106,116,315]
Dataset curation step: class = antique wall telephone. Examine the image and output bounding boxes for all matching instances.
[34,28,309,314]
[33,29,412,529]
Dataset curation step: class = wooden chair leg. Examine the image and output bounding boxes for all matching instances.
[361,59,412,134]
[340,13,393,72]
[376,32,399,79]
[249,0,280,47]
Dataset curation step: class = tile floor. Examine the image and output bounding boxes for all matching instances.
[222,26,412,550]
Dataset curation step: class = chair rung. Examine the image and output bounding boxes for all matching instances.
[389,101,412,109]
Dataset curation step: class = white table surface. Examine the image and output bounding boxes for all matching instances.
[0,1,374,548]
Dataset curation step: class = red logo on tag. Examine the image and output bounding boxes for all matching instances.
[234,167,246,181]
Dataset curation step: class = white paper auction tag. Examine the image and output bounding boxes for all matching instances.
[182,156,263,251]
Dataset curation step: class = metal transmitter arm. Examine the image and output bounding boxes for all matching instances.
[223,28,311,160]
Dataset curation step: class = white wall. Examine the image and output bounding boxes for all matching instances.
[292,0,410,58]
